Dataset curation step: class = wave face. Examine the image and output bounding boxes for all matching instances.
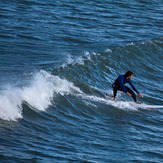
[0,0,163,162]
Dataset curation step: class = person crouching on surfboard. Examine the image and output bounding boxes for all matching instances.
[112,71,143,104]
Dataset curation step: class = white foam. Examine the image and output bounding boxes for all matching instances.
[78,94,163,111]
[80,94,138,110]
[61,51,94,68]
[105,49,112,53]
[22,71,55,111]
[61,54,85,68]
[0,87,23,121]
[0,70,83,121]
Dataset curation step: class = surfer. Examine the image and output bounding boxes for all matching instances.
[112,71,143,104]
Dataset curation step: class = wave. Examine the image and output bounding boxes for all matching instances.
[0,37,163,121]
[0,68,162,121]
[0,70,82,121]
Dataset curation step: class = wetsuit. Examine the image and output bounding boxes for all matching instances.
[112,75,139,102]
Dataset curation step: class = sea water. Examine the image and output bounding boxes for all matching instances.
[0,0,163,162]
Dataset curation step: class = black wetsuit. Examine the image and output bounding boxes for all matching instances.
[112,75,139,102]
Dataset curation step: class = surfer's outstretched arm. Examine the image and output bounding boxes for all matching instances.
[129,80,143,99]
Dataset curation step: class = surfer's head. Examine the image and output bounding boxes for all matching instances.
[124,71,133,79]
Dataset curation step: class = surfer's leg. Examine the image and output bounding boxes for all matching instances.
[124,86,137,102]
[113,86,118,100]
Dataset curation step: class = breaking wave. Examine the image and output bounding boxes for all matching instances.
[0,37,163,121]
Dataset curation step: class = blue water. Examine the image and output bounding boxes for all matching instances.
[0,0,163,162]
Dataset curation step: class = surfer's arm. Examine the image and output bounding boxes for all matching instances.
[129,81,143,98]
[129,81,139,94]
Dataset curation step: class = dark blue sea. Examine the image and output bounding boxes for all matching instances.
[0,0,163,162]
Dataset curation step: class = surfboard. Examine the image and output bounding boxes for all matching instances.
[141,104,163,109]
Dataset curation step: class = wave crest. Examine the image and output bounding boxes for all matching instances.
[0,70,82,121]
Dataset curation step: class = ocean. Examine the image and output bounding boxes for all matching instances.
[0,0,163,162]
